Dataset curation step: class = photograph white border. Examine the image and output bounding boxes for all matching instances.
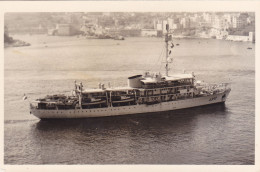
[0,1,259,172]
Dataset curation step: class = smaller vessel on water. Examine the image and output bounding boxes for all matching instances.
[113,35,125,40]
[30,24,231,119]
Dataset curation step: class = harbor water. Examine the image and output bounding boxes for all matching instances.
[4,35,255,164]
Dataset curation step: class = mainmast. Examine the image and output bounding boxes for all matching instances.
[165,24,169,76]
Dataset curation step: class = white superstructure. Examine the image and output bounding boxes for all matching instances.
[31,89,230,119]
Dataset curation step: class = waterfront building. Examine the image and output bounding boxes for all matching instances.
[180,17,190,29]
[223,14,232,25]
[56,24,78,36]
[226,34,251,42]
[232,13,248,28]
[167,18,174,30]
[210,28,228,39]
[226,31,255,42]
[156,23,163,31]
[172,23,181,29]
[141,29,157,37]
[248,32,255,42]
[203,12,211,23]
[212,16,226,29]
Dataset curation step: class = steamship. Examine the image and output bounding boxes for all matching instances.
[30,24,231,119]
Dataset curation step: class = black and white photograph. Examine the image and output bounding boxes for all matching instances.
[1,1,259,171]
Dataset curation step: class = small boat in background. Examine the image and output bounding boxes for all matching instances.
[114,35,125,40]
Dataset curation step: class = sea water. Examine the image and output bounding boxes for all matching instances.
[4,35,255,164]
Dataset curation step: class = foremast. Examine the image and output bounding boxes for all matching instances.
[165,23,173,77]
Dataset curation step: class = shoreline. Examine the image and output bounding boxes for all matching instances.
[4,33,254,49]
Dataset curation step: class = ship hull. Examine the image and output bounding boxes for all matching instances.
[30,89,230,119]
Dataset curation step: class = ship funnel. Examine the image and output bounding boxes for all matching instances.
[128,75,142,88]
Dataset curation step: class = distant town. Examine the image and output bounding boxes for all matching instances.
[5,12,255,44]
